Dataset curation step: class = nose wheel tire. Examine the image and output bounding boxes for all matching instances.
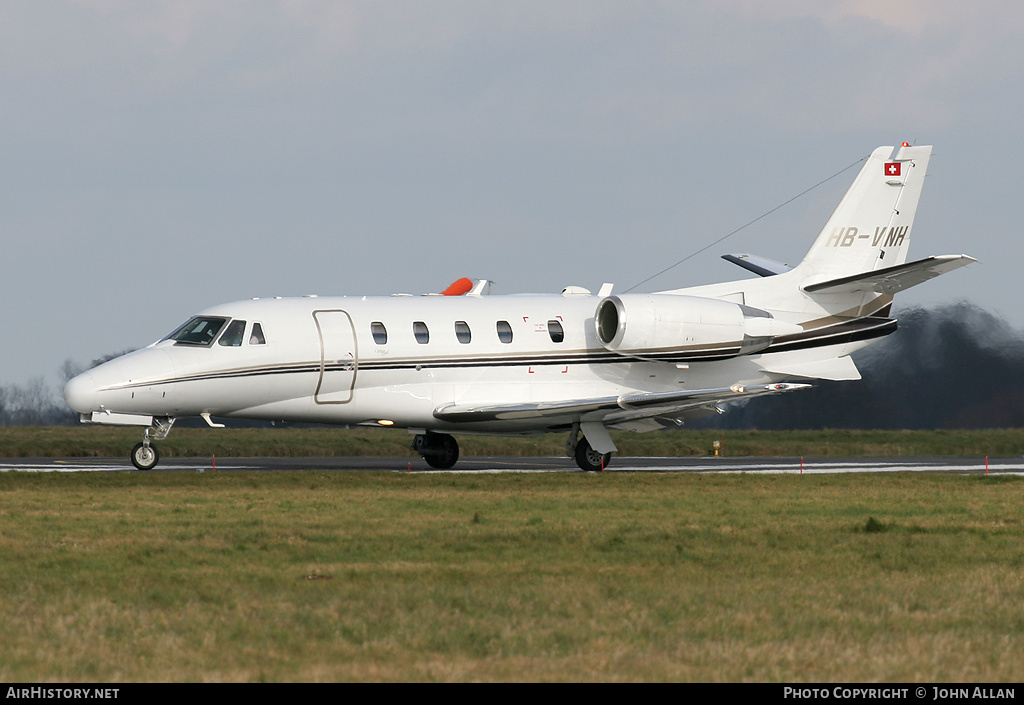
[131,442,159,471]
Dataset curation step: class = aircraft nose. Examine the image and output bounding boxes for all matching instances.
[64,371,98,414]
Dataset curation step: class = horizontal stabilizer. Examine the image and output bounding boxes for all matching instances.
[434,383,810,424]
[760,356,861,381]
[722,253,793,277]
[802,255,976,295]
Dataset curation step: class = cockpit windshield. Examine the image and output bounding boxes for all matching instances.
[166,316,228,346]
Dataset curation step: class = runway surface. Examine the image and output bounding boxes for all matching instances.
[2,455,1023,474]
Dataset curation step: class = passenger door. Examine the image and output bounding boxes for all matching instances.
[313,310,357,404]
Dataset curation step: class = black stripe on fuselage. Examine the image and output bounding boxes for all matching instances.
[762,315,896,354]
[101,314,896,391]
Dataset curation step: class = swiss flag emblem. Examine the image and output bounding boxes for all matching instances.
[884,162,901,177]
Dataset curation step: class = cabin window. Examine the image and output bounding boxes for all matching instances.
[413,321,430,344]
[547,320,564,343]
[249,322,266,345]
[455,321,471,344]
[371,321,388,345]
[496,320,513,344]
[218,320,247,347]
[167,316,228,347]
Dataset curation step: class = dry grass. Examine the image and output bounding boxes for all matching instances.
[0,471,1022,682]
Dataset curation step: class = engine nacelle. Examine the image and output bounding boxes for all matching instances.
[594,294,799,362]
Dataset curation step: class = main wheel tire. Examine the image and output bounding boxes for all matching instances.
[574,438,611,472]
[131,442,159,471]
[423,433,459,469]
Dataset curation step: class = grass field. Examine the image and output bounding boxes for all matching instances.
[0,470,1021,682]
[2,426,1024,459]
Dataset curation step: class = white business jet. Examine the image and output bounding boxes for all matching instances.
[64,144,974,471]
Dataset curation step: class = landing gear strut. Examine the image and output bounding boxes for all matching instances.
[130,417,175,471]
[413,432,460,469]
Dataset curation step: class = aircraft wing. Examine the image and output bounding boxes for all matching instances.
[433,382,810,424]
[802,254,976,295]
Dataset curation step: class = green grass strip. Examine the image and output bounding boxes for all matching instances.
[3,426,1024,458]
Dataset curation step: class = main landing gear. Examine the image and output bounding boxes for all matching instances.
[567,423,612,472]
[413,431,460,469]
[411,428,613,472]
[130,417,175,471]
[574,438,611,472]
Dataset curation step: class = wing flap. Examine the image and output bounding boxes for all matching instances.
[433,383,810,424]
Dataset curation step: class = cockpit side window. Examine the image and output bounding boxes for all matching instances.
[167,317,228,347]
[249,322,266,345]
[218,320,247,347]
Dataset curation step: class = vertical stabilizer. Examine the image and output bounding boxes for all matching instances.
[796,144,931,286]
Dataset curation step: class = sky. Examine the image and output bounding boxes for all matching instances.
[2,1,1023,387]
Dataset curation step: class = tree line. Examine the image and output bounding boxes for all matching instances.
[0,352,128,427]
[693,302,1024,429]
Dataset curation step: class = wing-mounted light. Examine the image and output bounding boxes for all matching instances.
[594,294,801,363]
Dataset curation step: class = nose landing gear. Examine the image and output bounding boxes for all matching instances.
[131,439,159,471]
[130,417,175,471]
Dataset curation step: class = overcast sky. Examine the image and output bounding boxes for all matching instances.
[2,1,1022,386]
